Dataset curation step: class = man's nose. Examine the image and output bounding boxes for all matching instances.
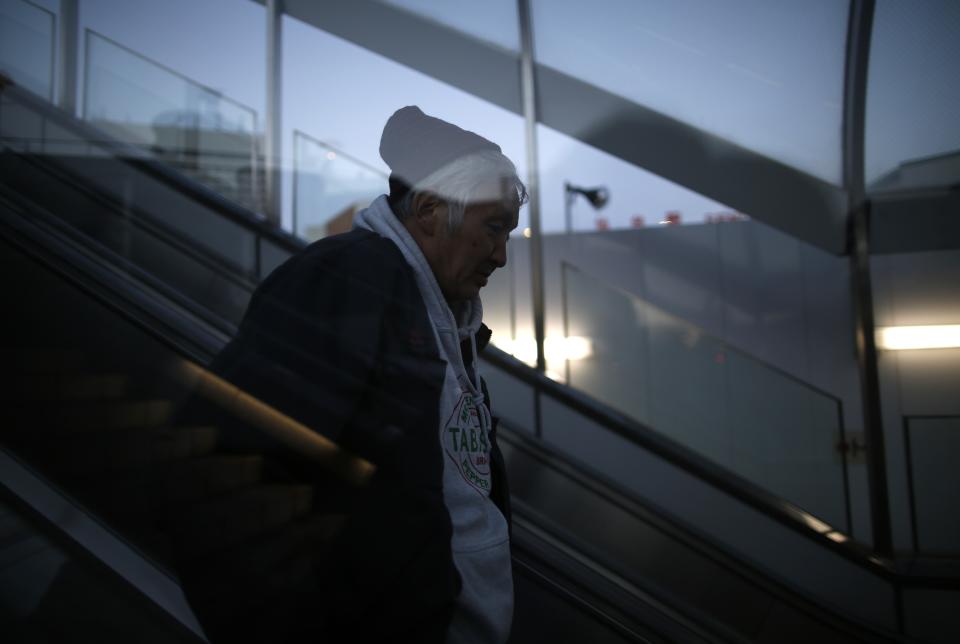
[491,236,508,268]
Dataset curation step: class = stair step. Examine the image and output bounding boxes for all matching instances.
[8,399,174,433]
[1,348,88,374]
[189,512,344,592]
[164,484,314,558]
[183,514,344,644]
[0,508,31,546]
[68,455,265,528]
[26,425,218,476]
[5,373,128,402]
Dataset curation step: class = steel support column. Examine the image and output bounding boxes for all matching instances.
[264,0,283,225]
[517,0,545,379]
[843,0,892,557]
[57,0,78,114]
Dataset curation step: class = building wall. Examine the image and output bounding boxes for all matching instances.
[873,248,960,554]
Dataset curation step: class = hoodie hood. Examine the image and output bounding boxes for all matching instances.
[353,195,484,386]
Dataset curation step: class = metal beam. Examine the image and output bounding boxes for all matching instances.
[843,0,891,557]
[518,0,546,379]
[280,0,523,115]
[536,66,849,254]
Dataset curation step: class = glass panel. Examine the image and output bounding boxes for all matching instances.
[292,131,386,241]
[77,0,266,117]
[82,30,262,212]
[0,87,258,318]
[538,123,740,234]
[906,416,960,554]
[563,264,848,528]
[376,0,520,52]
[0,0,55,100]
[524,119,865,535]
[865,0,960,191]
[281,15,528,234]
[478,357,536,434]
[499,123,746,373]
[531,0,848,185]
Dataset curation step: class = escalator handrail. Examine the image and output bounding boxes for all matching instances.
[483,345,960,590]
[503,432,911,644]
[0,449,209,643]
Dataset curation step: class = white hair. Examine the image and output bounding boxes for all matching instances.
[394,150,527,230]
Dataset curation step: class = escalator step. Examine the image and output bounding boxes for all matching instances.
[7,399,174,433]
[66,454,266,528]
[181,513,343,644]
[0,348,88,374]
[163,484,314,558]
[184,513,344,602]
[5,373,127,402]
[0,510,32,549]
[24,425,218,476]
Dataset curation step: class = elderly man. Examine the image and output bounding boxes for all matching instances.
[196,106,525,643]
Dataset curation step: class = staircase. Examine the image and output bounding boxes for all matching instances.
[1,343,342,642]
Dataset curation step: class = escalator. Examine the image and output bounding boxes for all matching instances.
[0,79,928,643]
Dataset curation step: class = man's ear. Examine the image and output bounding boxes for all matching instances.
[411,192,446,237]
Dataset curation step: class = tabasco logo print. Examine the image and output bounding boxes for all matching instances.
[442,392,491,494]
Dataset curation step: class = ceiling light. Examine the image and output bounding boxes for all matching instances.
[876,325,960,350]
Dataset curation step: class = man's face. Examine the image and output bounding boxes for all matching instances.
[430,194,519,304]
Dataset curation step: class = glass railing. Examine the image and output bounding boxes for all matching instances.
[0,81,297,327]
[0,0,55,101]
[292,130,386,241]
[82,30,263,213]
[559,262,850,531]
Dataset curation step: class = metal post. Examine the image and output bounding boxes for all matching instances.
[264,0,283,225]
[517,0,546,376]
[57,0,78,114]
[843,0,892,557]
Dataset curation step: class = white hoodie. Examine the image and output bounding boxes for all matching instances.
[353,196,513,644]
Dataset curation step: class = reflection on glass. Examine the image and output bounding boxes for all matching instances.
[531,0,848,184]
[83,30,262,212]
[538,123,742,233]
[281,15,528,233]
[0,0,55,100]
[293,131,386,241]
[865,0,960,191]
[562,264,848,529]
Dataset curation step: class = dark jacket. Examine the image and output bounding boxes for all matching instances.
[183,228,510,643]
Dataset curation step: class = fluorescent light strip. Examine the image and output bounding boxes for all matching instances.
[876,325,960,350]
